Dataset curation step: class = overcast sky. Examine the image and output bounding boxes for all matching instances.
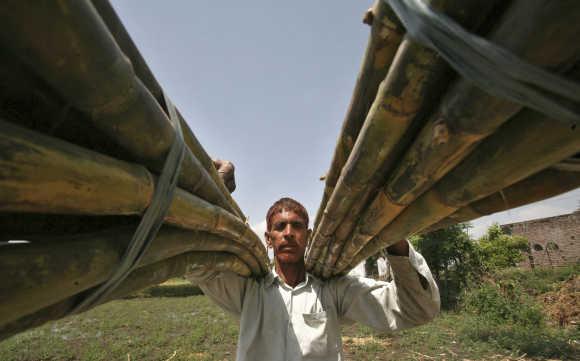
[110,1,579,241]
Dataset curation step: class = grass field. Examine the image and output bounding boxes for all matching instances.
[1,272,577,361]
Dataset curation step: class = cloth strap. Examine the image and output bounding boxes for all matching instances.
[385,0,580,128]
[70,92,186,314]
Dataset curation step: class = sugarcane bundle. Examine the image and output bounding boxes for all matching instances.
[0,0,268,339]
[306,0,580,278]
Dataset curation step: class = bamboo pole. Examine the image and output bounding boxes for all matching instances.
[90,0,245,218]
[313,0,405,230]
[309,0,501,278]
[0,0,243,218]
[0,48,141,166]
[0,120,268,271]
[424,164,580,233]
[0,226,256,327]
[344,106,580,273]
[0,251,247,341]
[0,213,139,240]
[333,0,580,273]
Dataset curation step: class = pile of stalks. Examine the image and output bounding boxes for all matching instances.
[0,0,268,340]
[306,0,580,279]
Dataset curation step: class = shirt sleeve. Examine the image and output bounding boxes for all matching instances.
[334,241,440,332]
[185,269,249,317]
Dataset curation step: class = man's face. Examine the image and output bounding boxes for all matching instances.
[265,209,311,265]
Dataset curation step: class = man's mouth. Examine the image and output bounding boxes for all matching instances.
[278,246,296,252]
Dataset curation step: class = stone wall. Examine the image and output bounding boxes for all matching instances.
[502,210,579,268]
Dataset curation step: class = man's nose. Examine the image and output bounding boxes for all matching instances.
[282,224,294,237]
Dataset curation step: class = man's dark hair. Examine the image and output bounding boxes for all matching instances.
[266,197,309,231]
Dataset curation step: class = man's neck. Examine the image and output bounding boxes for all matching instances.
[275,261,306,288]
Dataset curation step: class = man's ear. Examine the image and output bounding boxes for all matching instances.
[264,231,272,248]
[306,228,313,240]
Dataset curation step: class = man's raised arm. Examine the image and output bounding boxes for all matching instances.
[333,240,440,332]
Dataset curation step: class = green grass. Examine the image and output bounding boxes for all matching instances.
[1,270,577,361]
[0,296,239,361]
[3,299,575,361]
[340,313,555,361]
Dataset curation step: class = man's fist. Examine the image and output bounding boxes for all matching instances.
[212,159,236,193]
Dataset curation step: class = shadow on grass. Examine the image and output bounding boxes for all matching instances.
[125,283,204,298]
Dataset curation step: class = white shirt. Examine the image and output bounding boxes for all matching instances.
[186,243,439,361]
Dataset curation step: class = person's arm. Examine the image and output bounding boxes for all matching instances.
[186,158,246,315]
[185,268,249,317]
[334,240,440,332]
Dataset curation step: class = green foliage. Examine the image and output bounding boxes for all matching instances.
[493,263,580,295]
[411,223,481,283]
[460,315,578,359]
[477,224,529,270]
[412,223,534,308]
[411,223,482,308]
[457,268,580,359]
[461,281,544,327]
[364,254,379,278]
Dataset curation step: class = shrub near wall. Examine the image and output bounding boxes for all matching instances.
[459,274,579,359]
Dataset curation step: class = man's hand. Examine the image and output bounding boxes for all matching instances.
[386,239,409,257]
[212,159,236,193]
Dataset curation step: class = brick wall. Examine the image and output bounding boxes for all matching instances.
[502,210,579,268]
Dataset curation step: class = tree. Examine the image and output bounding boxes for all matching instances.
[411,223,480,283]
[477,223,529,271]
[411,223,482,308]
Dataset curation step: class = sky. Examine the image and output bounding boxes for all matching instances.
[110,1,579,242]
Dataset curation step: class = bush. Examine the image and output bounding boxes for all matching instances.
[460,315,578,359]
[461,281,544,327]
[494,264,580,295]
[459,280,579,359]
[478,224,529,271]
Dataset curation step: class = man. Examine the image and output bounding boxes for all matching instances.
[187,196,440,361]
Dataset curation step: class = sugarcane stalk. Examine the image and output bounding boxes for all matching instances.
[344,106,580,273]
[313,0,405,230]
[424,163,580,232]
[0,0,243,218]
[311,0,502,278]
[90,0,244,217]
[333,0,580,273]
[0,226,258,327]
[0,120,268,270]
[0,251,247,341]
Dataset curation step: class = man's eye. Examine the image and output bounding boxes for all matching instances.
[292,222,305,229]
[274,223,286,231]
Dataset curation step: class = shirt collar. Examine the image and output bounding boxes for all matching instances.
[265,267,318,290]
